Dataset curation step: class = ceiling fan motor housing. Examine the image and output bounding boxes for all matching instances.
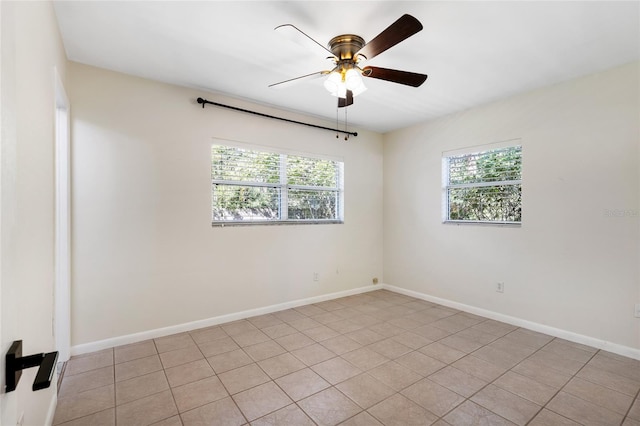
[328,34,365,61]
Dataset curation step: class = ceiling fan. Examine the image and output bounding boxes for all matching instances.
[269,14,428,108]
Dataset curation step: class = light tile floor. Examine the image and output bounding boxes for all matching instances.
[54,290,640,425]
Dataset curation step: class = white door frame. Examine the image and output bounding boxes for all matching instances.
[0,0,4,417]
[54,67,70,362]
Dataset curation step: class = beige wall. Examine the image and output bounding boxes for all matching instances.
[67,31,638,354]
[68,63,384,346]
[383,62,640,350]
[1,1,67,424]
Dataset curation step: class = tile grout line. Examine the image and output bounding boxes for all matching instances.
[619,368,640,424]
[239,312,333,425]
[371,305,505,424]
[221,318,325,424]
[411,321,529,424]
[189,327,251,425]
[518,339,599,425]
[247,300,381,425]
[543,347,635,423]
[160,343,182,426]
[58,291,639,426]
[433,328,561,425]
[116,338,173,425]
[117,342,171,425]
[348,302,502,424]
[62,300,442,424]
[339,311,492,425]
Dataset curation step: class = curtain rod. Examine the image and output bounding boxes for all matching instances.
[196,97,358,138]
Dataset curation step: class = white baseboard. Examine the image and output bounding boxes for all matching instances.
[383,283,640,361]
[71,285,379,356]
[71,283,640,361]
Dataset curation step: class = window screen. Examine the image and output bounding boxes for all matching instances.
[443,145,522,224]
[211,144,343,225]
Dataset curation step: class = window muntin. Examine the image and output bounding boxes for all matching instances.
[211,144,343,225]
[443,145,522,224]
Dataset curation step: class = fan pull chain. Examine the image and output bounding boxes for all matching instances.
[344,107,349,141]
[335,104,350,141]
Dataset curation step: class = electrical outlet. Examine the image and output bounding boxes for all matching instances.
[496,282,504,293]
[313,272,319,282]
[635,303,640,318]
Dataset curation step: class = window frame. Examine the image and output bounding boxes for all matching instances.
[211,140,344,226]
[442,141,522,226]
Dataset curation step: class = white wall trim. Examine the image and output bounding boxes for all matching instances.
[71,282,640,360]
[383,283,640,361]
[71,285,379,356]
[45,392,57,426]
[54,66,71,362]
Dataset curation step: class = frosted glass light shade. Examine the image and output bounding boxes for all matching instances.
[323,71,342,96]
[345,68,361,90]
[324,69,367,98]
[351,79,367,96]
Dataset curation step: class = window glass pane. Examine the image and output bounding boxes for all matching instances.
[212,184,280,221]
[448,184,521,222]
[449,146,521,185]
[211,142,343,225]
[287,155,338,187]
[287,189,338,220]
[211,145,280,183]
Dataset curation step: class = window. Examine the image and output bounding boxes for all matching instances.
[443,144,522,224]
[211,142,343,225]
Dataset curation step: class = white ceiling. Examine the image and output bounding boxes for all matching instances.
[53,1,639,133]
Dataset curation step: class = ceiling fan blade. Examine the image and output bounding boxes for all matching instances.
[356,14,423,61]
[338,90,354,108]
[275,24,337,60]
[362,66,427,87]
[269,71,329,89]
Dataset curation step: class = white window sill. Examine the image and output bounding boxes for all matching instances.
[443,220,521,227]
[212,220,344,227]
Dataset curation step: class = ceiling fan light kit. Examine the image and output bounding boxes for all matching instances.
[271,14,428,109]
[323,66,367,98]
